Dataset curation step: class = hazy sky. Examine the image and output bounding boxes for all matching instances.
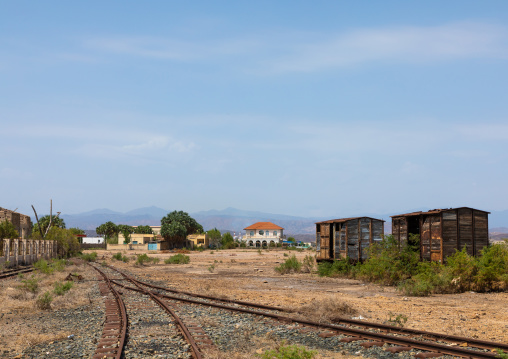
[2,1,508,217]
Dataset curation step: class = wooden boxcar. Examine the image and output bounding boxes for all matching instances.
[316,217,385,262]
[391,207,490,262]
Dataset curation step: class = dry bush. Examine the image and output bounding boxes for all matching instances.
[297,296,357,323]
[175,249,190,254]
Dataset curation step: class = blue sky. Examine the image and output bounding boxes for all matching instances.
[1,1,508,217]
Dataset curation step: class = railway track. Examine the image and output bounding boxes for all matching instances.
[102,263,507,359]
[0,266,34,280]
[89,263,203,359]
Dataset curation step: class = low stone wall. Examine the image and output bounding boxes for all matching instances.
[1,238,58,268]
[80,243,107,250]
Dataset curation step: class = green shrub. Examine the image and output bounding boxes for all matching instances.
[52,259,67,272]
[34,259,54,275]
[208,264,215,272]
[475,244,508,291]
[34,258,67,274]
[275,255,302,274]
[354,235,420,285]
[112,252,123,261]
[36,291,53,310]
[259,343,317,359]
[81,252,98,262]
[19,275,40,295]
[164,253,190,264]
[54,281,73,296]
[302,255,315,273]
[317,258,353,277]
[135,253,158,266]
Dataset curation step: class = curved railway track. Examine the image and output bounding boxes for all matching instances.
[89,263,202,359]
[103,263,507,359]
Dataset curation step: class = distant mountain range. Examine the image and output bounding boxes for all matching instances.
[55,206,508,238]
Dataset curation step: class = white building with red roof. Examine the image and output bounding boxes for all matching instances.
[243,222,284,247]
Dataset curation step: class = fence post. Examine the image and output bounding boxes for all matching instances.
[3,239,9,264]
[13,239,19,267]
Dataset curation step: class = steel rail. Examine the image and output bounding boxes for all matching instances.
[115,270,203,359]
[112,279,501,359]
[88,264,128,359]
[106,265,508,352]
[0,267,34,280]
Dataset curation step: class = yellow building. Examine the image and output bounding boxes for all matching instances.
[186,233,209,248]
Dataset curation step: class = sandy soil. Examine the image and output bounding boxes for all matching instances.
[106,248,508,343]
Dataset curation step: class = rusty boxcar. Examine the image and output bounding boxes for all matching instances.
[391,207,490,262]
[316,217,385,262]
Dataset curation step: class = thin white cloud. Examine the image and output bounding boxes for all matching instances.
[268,22,508,73]
[80,21,508,73]
[455,123,508,140]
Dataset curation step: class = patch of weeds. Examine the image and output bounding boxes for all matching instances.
[54,281,73,296]
[164,253,190,264]
[257,249,263,255]
[135,253,158,266]
[302,255,315,273]
[275,255,302,274]
[283,253,289,257]
[80,252,98,262]
[496,349,508,359]
[52,259,67,272]
[208,264,215,273]
[259,342,317,359]
[19,274,40,296]
[36,291,53,310]
[101,261,107,267]
[112,252,123,261]
[34,259,54,275]
[387,312,408,327]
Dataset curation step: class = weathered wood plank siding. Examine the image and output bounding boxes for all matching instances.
[360,218,371,260]
[458,208,474,256]
[316,217,384,262]
[474,211,488,255]
[391,207,489,262]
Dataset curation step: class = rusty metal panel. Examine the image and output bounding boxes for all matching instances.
[421,216,431,260]
[430,215,442,262]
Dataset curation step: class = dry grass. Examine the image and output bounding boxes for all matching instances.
[297,296,358,323]
[0,261,98,355]
[15,332,68,348]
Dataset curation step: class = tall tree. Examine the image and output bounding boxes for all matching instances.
[161,211,203,246]
[134,225,153,234]
[117,224,134,244]
[207,227,222,248]
[32,215,66,236]
[221,232,235,249]
[96,221,119,239]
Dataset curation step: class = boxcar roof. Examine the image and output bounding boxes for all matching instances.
[315,216,385,225]
[390,207,490,218]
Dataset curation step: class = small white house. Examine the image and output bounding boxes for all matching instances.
[82,236,105,244]
[243,222,284,247]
